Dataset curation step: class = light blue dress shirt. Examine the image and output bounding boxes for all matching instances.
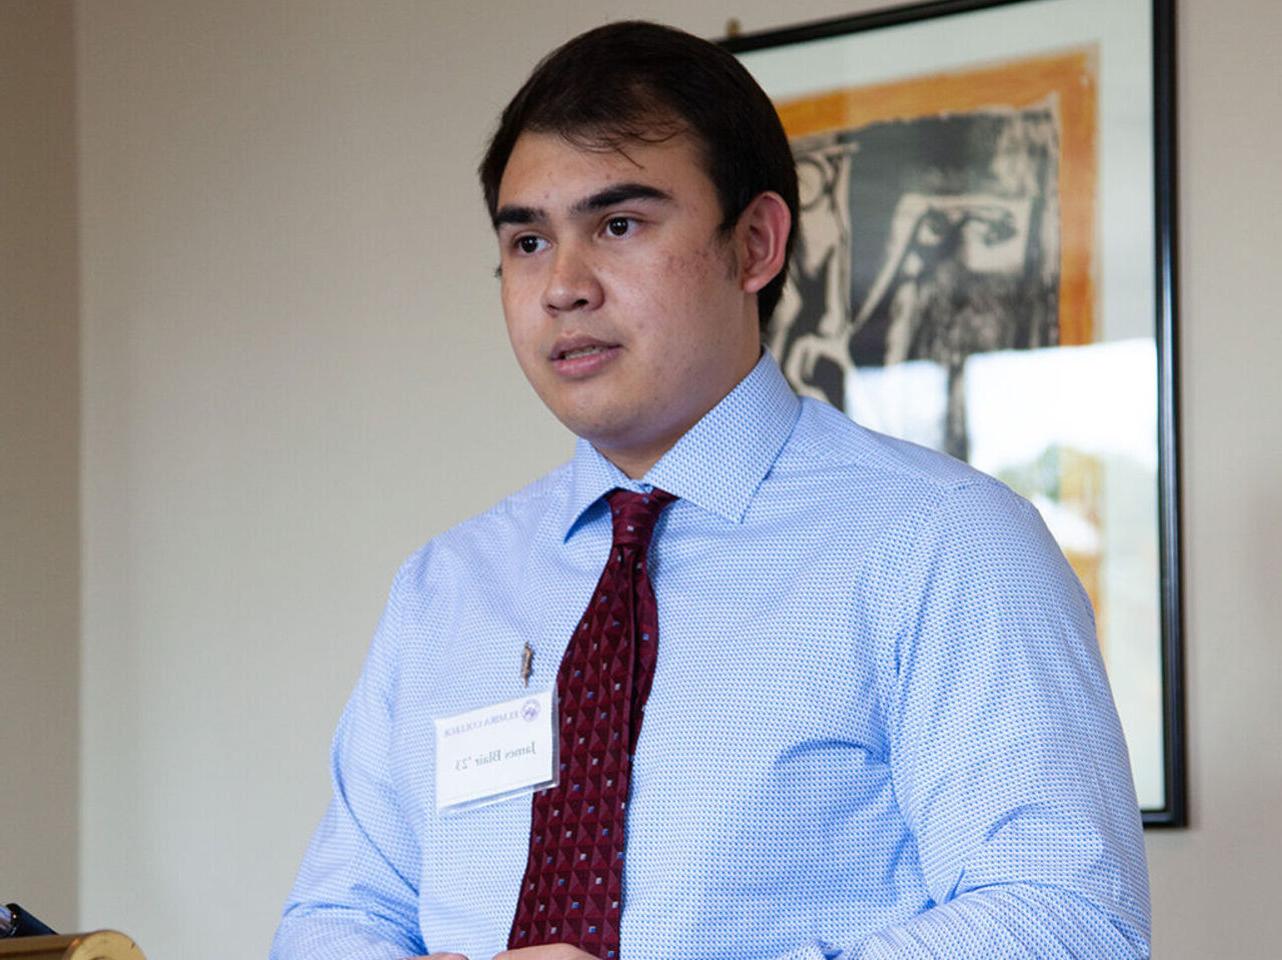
[272,353,1150,960]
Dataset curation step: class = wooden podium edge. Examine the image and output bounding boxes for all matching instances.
[0,930,144,959]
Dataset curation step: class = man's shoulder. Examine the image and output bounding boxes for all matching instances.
[452,459,575,533]
[782,397,1001,499]
[779,399,1073,610]
[399,459,574,580]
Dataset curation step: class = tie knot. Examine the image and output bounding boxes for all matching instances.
[606,488,676,549]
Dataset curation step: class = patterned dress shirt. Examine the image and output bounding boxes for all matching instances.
[271,352,1151,960]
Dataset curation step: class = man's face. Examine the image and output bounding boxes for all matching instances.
[494,128,761,477]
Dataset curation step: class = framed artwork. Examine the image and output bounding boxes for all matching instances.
[726,0,1184,826]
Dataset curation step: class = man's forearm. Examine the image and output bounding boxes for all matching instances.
[853,883,1149,960]
[270,909,422,960]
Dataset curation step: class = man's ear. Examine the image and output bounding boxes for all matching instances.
[736,191,792,296]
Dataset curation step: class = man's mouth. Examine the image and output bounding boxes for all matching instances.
[557,345,610,360]
[549,336,619,360]
[549,338,621,377]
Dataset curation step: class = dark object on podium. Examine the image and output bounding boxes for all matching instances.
[0,905,55,939]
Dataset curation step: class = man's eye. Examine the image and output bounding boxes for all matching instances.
[515,235,547,254]
[604,217,634,237]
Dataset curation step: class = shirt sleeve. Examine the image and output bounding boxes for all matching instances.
[270,563,427,960]
[861,479,1152,959]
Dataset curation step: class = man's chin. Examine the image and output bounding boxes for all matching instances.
[569,421,688,479]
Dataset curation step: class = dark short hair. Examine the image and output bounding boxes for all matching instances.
[478,20,798,329]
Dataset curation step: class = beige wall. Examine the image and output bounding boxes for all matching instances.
[1146,0,1282,951]
[0,0,80,931]
[0,0,1278,956]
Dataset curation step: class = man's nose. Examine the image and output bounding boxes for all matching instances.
[543,241,603,314]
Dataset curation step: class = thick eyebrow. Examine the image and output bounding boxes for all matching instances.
[570,182,673,216]
[492,204,545,230]
[492,182,673,231]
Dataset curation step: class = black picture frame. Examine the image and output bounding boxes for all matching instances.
[725,0,1184,827]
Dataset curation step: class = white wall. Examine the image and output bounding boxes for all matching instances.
[13,0,1273,957]
[0,0,79,931]
[1144,1,1282,952]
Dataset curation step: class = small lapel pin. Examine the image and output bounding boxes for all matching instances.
[520,641,534,687]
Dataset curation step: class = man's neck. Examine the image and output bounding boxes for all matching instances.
[596,444,669,482]
[592,347,765,480]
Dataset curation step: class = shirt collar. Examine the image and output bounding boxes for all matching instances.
[558,351,801,540]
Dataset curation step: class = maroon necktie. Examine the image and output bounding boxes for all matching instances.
[508,488,677,959]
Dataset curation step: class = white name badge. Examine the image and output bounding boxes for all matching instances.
[434,688,558,814]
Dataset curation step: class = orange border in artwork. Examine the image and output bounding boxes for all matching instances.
[775,48,1098,345]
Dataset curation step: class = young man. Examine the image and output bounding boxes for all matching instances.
[272,21,1150,960]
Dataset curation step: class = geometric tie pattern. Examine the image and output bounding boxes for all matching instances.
[507,488,677,959]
